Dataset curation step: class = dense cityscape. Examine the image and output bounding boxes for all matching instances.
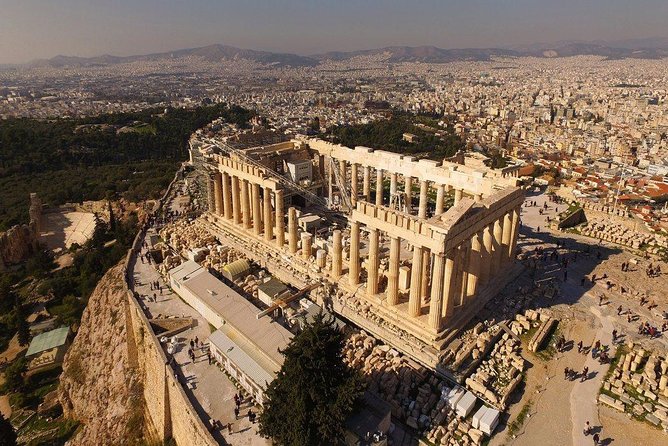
[2,3,668,446]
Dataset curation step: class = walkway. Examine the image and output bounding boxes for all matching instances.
[569,305,616,446]
[131,229,269,445]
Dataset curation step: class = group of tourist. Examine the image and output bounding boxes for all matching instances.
[583,421,602,445]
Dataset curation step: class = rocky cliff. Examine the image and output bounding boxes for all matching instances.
[0,223,37,269]
[59,263,145,445]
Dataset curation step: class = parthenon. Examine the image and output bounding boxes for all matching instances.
[197,137,524,368]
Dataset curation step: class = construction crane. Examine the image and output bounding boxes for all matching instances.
[256,282,321,319]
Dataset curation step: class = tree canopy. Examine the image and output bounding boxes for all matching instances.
[0,412,17,446]
[327,111,465,160]
[0,103,254,229]
[259,313,364,446]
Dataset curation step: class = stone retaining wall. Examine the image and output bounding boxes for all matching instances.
[122,163,218,446]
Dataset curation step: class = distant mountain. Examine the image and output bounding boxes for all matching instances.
[26,38,668,68]
[507,40,668,59]
[313,45,519,62]
[31,44,318,68]
[315,41,668,62]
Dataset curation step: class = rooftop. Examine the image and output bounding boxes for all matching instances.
[26,326,69,357]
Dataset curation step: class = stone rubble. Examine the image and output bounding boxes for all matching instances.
[579,219,668,254]
[601,342,668,432]
[344,331,495,445]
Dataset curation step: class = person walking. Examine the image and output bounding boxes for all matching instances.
[577,340,583,353]
[583,421,591,436]
[227,423,232,435]
[582,366,589,382]
[234,407,239,419]
[592,433,600,445]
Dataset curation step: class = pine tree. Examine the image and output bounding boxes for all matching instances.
[258,313,364,446]
[0,412,17,446]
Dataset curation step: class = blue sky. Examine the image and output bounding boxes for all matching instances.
[1,0,666,63]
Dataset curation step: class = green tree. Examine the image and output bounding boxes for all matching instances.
[2,357,26,394]
[15,306,30,347]
[0,412,17,446]
[259,313,364,446]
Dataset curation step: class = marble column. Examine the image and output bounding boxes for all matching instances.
[231,176,241,225]
[349,221,361,286]
[350,163,358,207]
[501,212,512,263]
[363,166,371,202]
[435,184,445,215]
[319,155,326,195]
[213,172,224,215]
[252,183,262,236]
[222,172,232,219]
[429,253,446,330]
[390,172,398,196]
[386,236,400,306]
[458,242,470,306]
[421,249,430,303]
[508,207,520,261]
[408,245,424,317]
[332,229,342,278]
[418,180,429,218]
[404,176,413,213]
[480,224,493,285]
[492,218,504,274]
[466,232,482,298]
[241,179,251,230]
[275,190,285,247]
[263,187,273,242]
[375,169,384,206]
[338,159,347,185]
[301,233,312,259]
[288,207,298,253]
[454,188,463,205]
[366,228,379,295]
[207,175,216,213]
[328,158,334,199]
[442,250,457,318]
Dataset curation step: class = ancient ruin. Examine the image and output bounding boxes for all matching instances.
[191,136,524,369]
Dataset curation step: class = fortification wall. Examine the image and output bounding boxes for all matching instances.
[121,163,218,445]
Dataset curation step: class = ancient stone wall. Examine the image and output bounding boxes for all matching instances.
[61,164,217,446]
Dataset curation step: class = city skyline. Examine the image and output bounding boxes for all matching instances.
[2,0,668,64]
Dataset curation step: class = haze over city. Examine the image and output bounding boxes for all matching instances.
[2,2,668,446]
[2,0,668,63]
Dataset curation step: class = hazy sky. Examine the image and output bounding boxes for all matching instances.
[1,0,667,64]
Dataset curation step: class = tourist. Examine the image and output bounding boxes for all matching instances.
[195,336,199,347]
[617,305,622,316]
[564,367,570,380]
[612,329,617,343]
[582,366,589,382]
[583,421,591,435]
[227,423,232,434]
[234,407,239,419]
[592,433,600,445]
[577,340,583,353]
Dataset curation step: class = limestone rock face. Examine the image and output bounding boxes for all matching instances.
[0,223,37,267]
[59,263,143,445]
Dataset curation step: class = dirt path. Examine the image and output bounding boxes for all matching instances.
[569,305,615,445]
[599,406,666,446]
